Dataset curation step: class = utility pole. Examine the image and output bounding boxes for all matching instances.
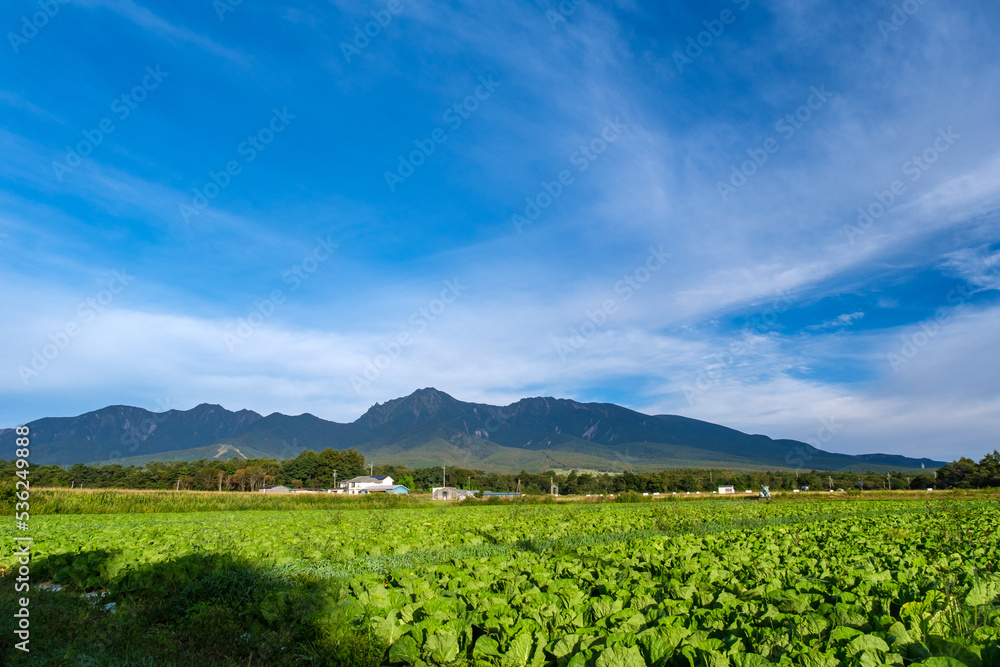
[333,469,337,490]
[442,466,446,488]
[828,476,833,490]
[176,478,180,491]
[369,463,374,477]
[887,473,891,490]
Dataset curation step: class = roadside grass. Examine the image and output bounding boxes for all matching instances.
[0,552,385,666]
[5,485,999,517]
[4,487,422,515]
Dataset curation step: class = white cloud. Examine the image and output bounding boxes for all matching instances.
[806,311,865,331]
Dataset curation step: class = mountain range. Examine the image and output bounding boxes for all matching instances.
[1,388,945,472]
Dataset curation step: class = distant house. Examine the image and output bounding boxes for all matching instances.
[359,485,409,495]
[340,475,395,495]
[432,487,477,501]
[718,485,736,495]
[482,491,523,499]
[260,485,290,494]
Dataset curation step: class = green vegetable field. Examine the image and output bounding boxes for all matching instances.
[2,494,999,666]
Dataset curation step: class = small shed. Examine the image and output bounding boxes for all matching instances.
[260,485,290,494]
[432,487,477,501]
[359,485,409,495]
[718,485,736,495]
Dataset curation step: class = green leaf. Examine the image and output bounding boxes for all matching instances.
[389,635,421,664]
[638,636,674,666]
[591,597,623,620]
[798,652,839,667]
[373,612,407,645]
[966,580,999,607]
[925,637,983,667]
[475,635,502,658]
[551,635,581,659]
[426,629,460,664]
[846,635,890,656]
[503,633,534,667]
[594,645,646,667]
[417,596,458,621]
[887,622,913,645]
[917,659,971,667]
[606,609,645,633]
[830,626,864,644]
[796,613,831,639]
[731,654,769,667]
[832,605,868,629]
[259,591,286,624]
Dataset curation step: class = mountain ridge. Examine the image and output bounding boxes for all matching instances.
[2,388,946,472]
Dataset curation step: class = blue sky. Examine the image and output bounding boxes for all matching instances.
[2,0,999,460]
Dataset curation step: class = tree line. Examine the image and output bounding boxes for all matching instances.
[934,451,1000,488]
[3,448,367,492]
[6,446,997,493]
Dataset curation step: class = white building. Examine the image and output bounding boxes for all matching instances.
[717,485,736,495]
[340,475,395,495]
[432,487,477,500]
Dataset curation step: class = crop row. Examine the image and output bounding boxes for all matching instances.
[342,506,1000,665]
[2,498,997,665]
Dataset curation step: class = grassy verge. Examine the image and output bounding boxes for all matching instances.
[13,486,1000,516]
[1,487,426,515]
[1,554,384,666]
